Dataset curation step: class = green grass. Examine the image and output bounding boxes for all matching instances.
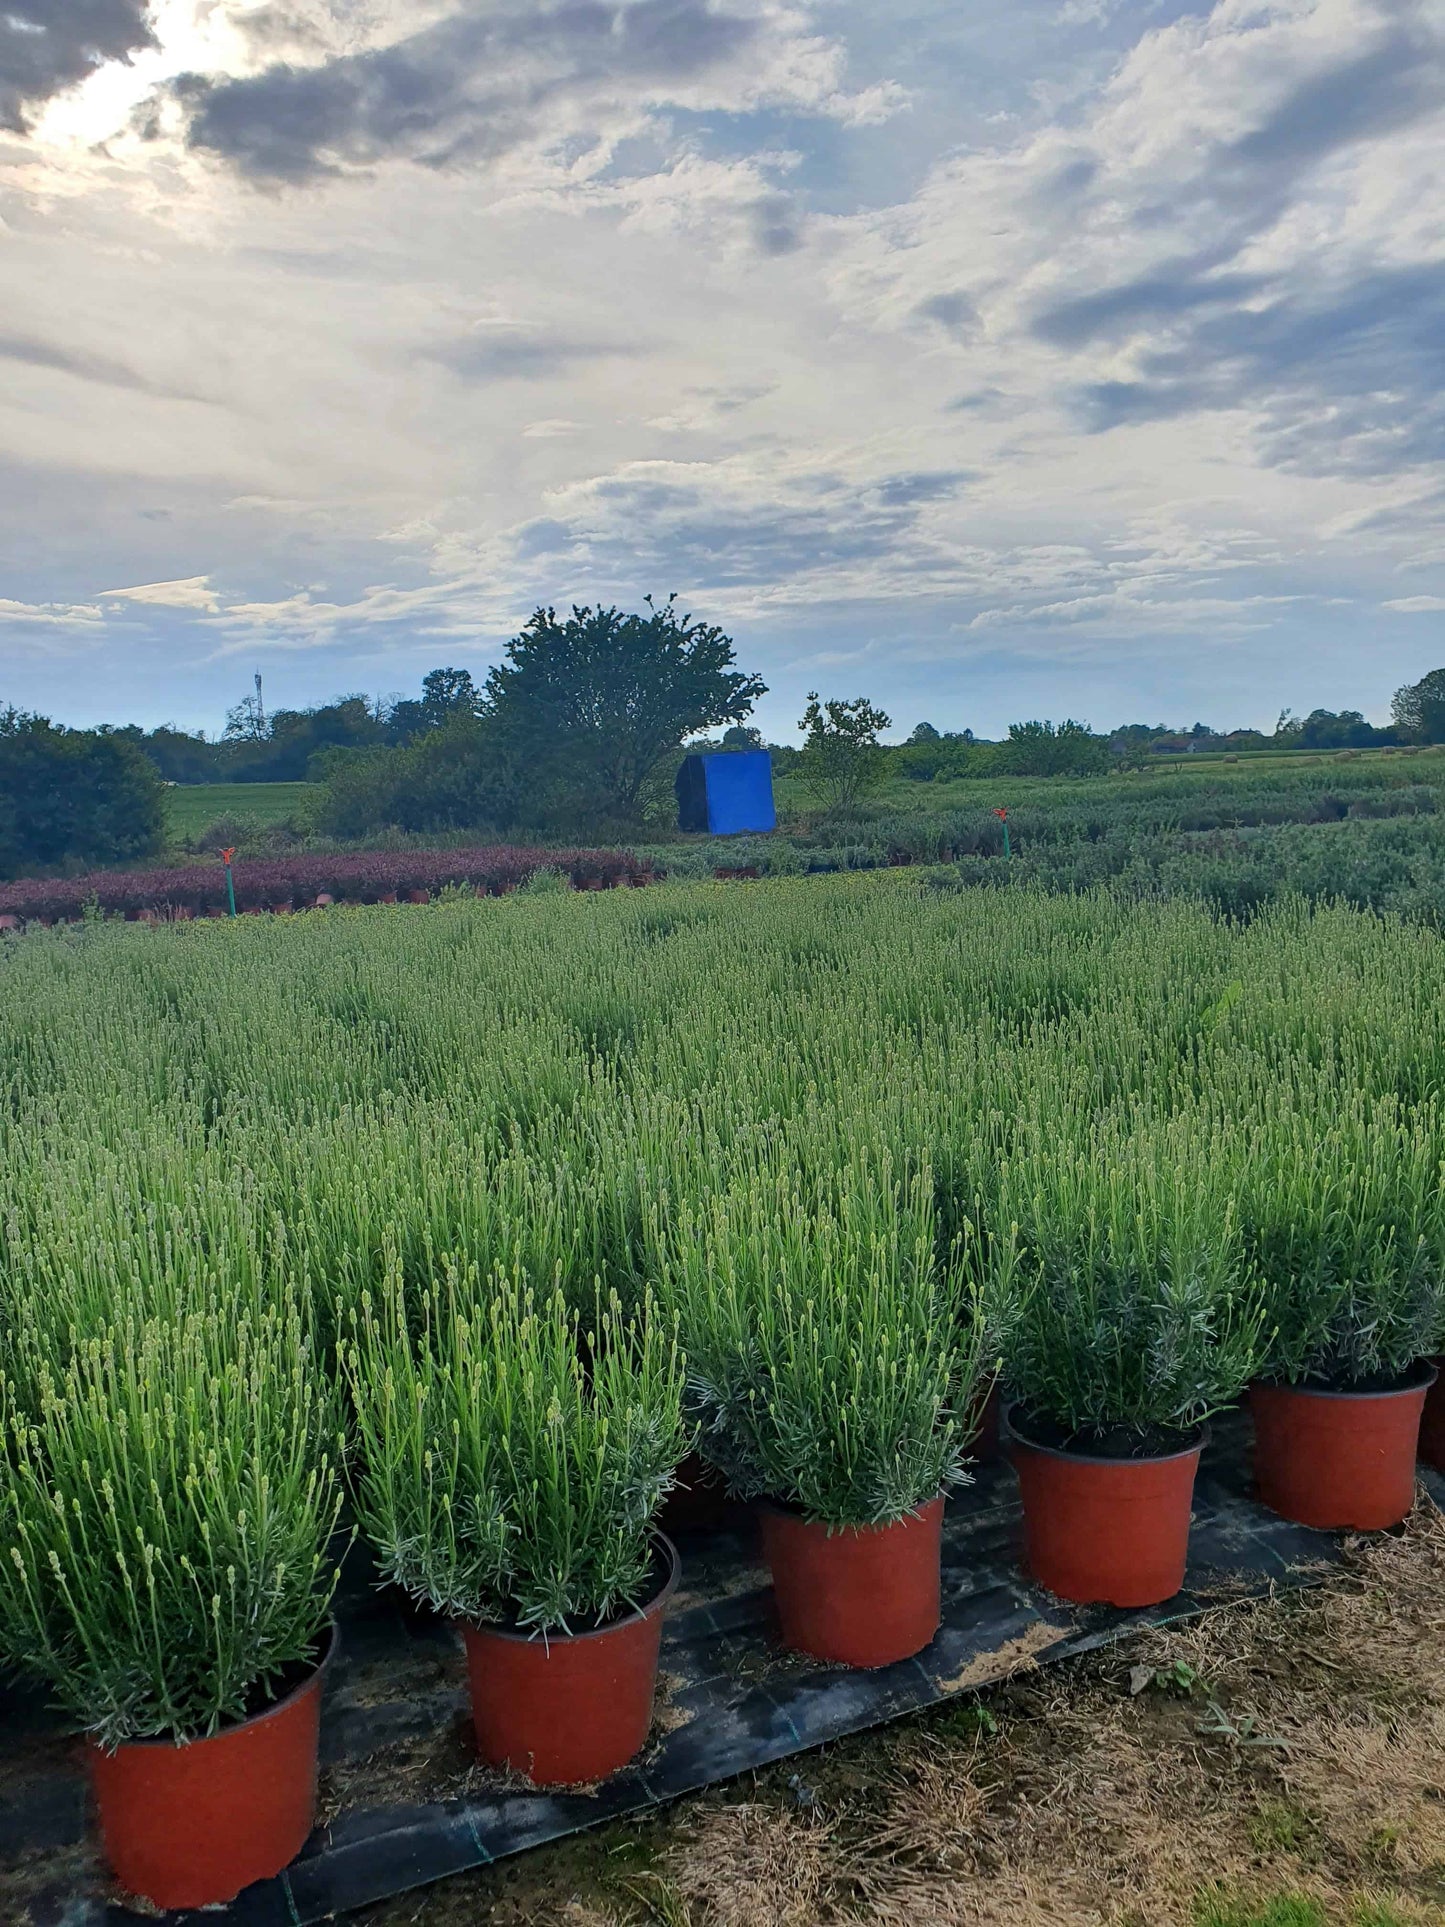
[1196,1900,1417,1927]
[164,780,313,843]
[1195,1897,1325,1927]
[1202,1896,1325,1927]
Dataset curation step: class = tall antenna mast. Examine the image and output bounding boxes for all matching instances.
[254,672,265,734]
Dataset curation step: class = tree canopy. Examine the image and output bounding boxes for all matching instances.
[1392,669,1445,744]
[0,708,165,880]
[797,693,893,812]
[485,597,766,819]
[1000,719,1111,777]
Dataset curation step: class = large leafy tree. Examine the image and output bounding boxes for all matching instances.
[1391,668,1445,743]
[0,708,165,880]
[485,597,766,819]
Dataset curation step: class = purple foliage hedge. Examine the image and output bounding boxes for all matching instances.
[0,846,652,922]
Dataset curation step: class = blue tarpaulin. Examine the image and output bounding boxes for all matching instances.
[675,749,776,835]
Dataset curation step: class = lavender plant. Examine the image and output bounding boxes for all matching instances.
[1240,1081,1445,1387]
[978,1110,1268,1445]
[0,1288,344,1747]
[344,1263,687,1632]
[659,1155,982,1525]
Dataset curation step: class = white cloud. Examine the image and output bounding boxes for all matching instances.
[100,576,221,611]
[2,0,1444,733]
[1384,596,1445,613]
[0,596,103,627]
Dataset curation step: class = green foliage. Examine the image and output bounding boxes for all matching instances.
[0,1284,343,1746]
[1280,707,1393,751]
[657,1156,982,1525]
[997,718,1112,777]
[1240,1081,1445,1385]
[1194,1896,1325,1927]
[3,875,1445,1716]
[486,597,766,822]
[1391,666,1445,744]
[345,1267,686,1631]
[977,1111,1269,1438]
[314,714,528,838]
[0,708,166,880]
[797,693,893,813]
[518,864,570,894]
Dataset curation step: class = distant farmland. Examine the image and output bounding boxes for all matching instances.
[164,781,312,843]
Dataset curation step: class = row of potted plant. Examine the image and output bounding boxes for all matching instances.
[0,845,653,923]
[4,1104,1445,1911]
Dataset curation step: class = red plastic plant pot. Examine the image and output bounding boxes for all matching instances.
[87,1627,334,1911]
[460,1538,678,1786]
[757,1496,944,1668]
[1251,1363,1436,1530]
[1010,1419,1202,1608]
[1418,1358,1445,1472]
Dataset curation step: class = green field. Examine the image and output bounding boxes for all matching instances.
[164,780,313,844]
[4,871,1445,1921]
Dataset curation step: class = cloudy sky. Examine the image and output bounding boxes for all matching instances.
[2,0,1444,740]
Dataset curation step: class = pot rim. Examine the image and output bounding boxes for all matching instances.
[1005,1402,1208,1468]
[463,1532,680,1648]
[754,1493,945,1533]
[89,1620,338,1756]
[1252,1358,1439,1402]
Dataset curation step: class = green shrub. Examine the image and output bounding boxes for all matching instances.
[518,865,570,894]
[1241,1080,1445,1385]
[978,1112,1268,1441]
[0,1287,343,1746]
[345,1265,686,1631]
[315,715,530,839]
[0,708,166,881]
[659,1156,982,1524]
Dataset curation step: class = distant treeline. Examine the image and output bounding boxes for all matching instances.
[5,592,1445,881]
[127,686,1437,793]
[113,669,486,785]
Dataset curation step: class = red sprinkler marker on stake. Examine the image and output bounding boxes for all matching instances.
[220,847,237,917]
[993,808,1011,859]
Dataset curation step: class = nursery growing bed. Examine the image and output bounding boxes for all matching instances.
[2,1412,1433,1927]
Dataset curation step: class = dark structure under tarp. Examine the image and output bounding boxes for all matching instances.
[2,1412,1432,1927]
[675,749,776,835]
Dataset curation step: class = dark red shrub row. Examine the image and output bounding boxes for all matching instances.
[0,846,652,923]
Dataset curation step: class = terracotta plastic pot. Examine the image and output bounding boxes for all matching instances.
[1418,1357,1445,1472]
[1251,1363,1436,1530]
[87,1626,334,1910]
[1010,1417,1202,1608]
[757,1496,943,1668]
[460,1537,678,1785]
